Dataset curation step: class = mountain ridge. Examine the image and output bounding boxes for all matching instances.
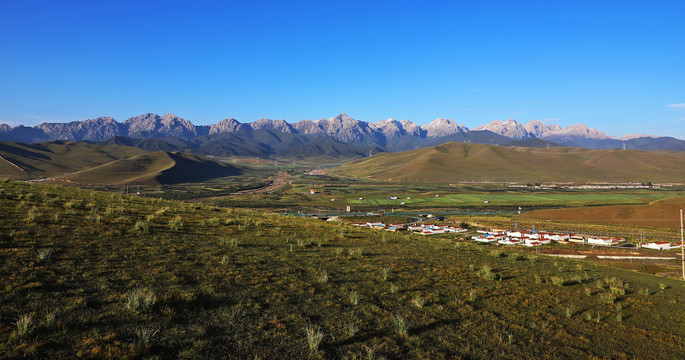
[1,113,683,152]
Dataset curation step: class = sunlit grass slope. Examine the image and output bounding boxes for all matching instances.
[335,142,685,183]
[523,196,685,230]
[64,151,241,185]
[1,180,685,359]
[0,141,146,179]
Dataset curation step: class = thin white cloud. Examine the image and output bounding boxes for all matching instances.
[667,103,685,109]
[545,118,561,123]
[670,118,685,123]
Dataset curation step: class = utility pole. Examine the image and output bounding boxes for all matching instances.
[680,209,685,280]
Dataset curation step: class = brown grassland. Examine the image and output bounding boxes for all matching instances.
[522,196,685,230]
[334,142,685,183]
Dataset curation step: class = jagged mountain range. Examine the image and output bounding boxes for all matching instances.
[1,113,684,152]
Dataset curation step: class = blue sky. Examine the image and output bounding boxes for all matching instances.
[1,0,684,138]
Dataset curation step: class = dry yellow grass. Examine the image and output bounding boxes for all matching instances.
[522,196,685,230]
[335,142,685,183]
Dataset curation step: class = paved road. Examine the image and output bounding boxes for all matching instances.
[234,171,288,194]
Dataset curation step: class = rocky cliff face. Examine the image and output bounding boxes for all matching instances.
[249,118,294,133]
[474,119,611,142]
[35,117,125,141]
[311,113,377,143]
[209,118,247,134]
[474,119,530,140]
[370,118,404,139]
[541,123,611,140]
[524,120,562,138]
[421,118,469,138]
[124,113,199,138]
[291,119,325,136]
[399,120,424,137]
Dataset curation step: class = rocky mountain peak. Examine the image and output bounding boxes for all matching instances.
[291,119,324,136]
[123,113,198,138]
[421,118,469,138]
[3,112,674,151]
[370,118,405,141]
[249,118,294,133]
[524,119,562,138]
[474,119,529,140]
[562,124,611,139]
[313,113,375,142]
[209,118,247,134]
[326,113,359,125]
[34,116,125,141]
[399,120,422,136]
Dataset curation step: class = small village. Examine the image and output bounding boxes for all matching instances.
[350,220,684,250]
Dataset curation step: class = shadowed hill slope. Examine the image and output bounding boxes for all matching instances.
[64,151,241,185]
[334,142,685,183]
[96,136,194,152]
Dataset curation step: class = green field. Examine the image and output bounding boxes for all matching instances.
[2,180,685,359]
[345,191,671,207]
[206,187,684,213]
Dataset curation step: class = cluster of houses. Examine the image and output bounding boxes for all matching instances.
[349,220,683,250]
[407,223,468,235]
[507,184,661,190]
[642,241,685,250]
[351,222,467,235]
[470,229,626,247]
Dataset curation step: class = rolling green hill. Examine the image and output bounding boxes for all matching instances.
[64,151,241,185]
[0,141,146,179]
[334,142,685,183]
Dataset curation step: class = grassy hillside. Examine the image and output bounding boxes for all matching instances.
[64,151,241,185]
[334,142,685,183]
[0,141,146,179]
[523,196,685,230]
[1,180,685,359]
